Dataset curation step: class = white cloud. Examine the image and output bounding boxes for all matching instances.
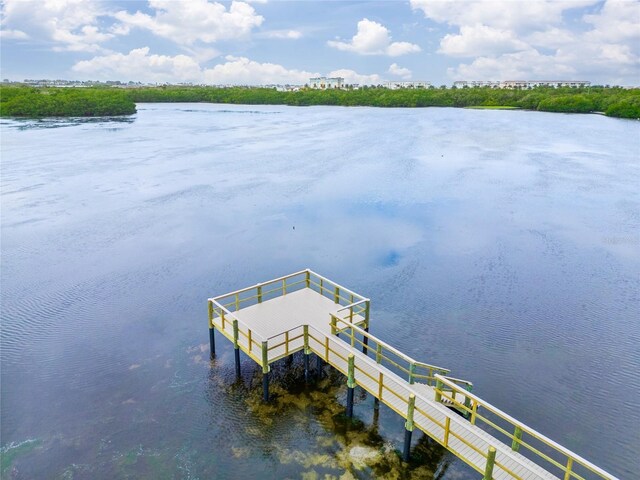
[449,49,576,80]
[440,24,529,57]
[114,0,263,45]
[203,55,316,84]
[412,0,639,84]
[328,69,383,85]
[1,0,116,52]
[388,63,412,79]
[72,47,203,82]
[72,48,318,85]
[410,0,597,30]
[328,18,420,56]
[261,29,302,39]
[0,29,29,40]
[583,0,640,43]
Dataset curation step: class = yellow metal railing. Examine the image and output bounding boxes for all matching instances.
[208,273,617,480]
[210,269,369,316]
[434,375,617,480]
[330,315,450,386]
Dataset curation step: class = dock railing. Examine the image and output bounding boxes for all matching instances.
[331,315,450,386]
[210,269,369,314]
[434,375,617,480]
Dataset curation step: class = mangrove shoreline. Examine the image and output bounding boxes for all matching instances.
[1,84,639,119]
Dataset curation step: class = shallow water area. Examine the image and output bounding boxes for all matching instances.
[1,104,639,479]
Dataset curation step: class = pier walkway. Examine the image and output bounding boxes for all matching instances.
[207,270,616,480]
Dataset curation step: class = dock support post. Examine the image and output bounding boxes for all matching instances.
[209,327,216,359]
[346,354,355,418]
[303,325,310,383]
[373,397,379,410]
[208,301,216,359]
[234,348,241,378]
[403,394,416,462]
[363,301,370,355]
[261,341,270,402]
[233,319,240,378]
[483,446,496,480]
[316,356,324,379]
[362,326,369,355]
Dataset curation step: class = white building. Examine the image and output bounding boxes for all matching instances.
[383,81,431,90]
[309,77,345,89]
[501,80,591,89]
[453,80,501,88]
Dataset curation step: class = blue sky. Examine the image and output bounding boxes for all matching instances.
[1,0,639,85]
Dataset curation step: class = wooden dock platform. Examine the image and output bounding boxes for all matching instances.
[208,269,617,480]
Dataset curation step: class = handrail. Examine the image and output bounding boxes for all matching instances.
[210,293,616,480]
[435,375,618,480]
[210,269,309,300]
[332,316,449,373]
[440,375,473,389]
[307,269,367,302]
[336,298,370,312]
[209,298,267,344]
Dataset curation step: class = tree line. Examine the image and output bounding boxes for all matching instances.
[1,84,639,119]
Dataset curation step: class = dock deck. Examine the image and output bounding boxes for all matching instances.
[208,269,616,480]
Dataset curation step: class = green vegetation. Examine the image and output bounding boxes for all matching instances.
[1,439,42,476]
[0,86,136,117]
[1,84,639,119]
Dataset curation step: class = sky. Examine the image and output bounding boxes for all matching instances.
[1,0,639,86]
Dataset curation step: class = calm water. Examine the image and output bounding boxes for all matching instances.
[1,104,638,479]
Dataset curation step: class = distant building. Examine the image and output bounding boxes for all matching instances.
[453,81,501,88]
[309,77,344,89]
[383,81,431,90]
[454,80,591,89]
[501,80,591,89]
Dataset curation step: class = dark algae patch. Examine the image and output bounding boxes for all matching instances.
[1,84,639,119]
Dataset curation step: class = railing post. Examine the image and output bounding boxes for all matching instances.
[365,300,370,326]
[444,417,451,446]
[483,446,496,480]
[303,325,310,383]
[346,354,355,418]
[305,271,310,288]
[233,319,240,378]
[334,286,340,304]
[330,315,337,335]
[350,326,355,347]
[282,279,286,295]
[471,401,478,425]
[375,343,382,364]
[464,384,472,418]
[403,394,416,462]
[261,341,270,402]
[320,278,324,296]
[208,301,216,359]
[257,285,262,303]
[435,378,443,403]
[511,426,523,452]
[408,362,416,384]
[324,336,329,361]
[563,458,574,480]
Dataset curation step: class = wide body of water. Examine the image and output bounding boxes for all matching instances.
[1,104,638,479]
